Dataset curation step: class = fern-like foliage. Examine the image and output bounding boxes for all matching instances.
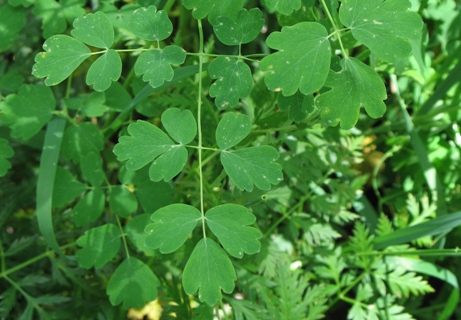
[254,255,328,320]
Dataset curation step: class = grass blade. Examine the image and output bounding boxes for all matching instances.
[374,211,461,249]
[36,117,66,254]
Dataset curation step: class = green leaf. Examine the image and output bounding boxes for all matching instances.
[33,0,85,38]
[277,91,314,122]
[134,46,186,88]
[125,214,157,256]
[8,0,35,7]
[130,5,172,41]
[114,116,193,182]
[0,84,55,140]
[263,0,302,15]
[120,166,175,212]
[221,146,283,192]
[339,0,423,63]
[76,224,121,269]
[316,57,387,129]
[61,122,104,163]
[216,112,252,150]
[182,0,244,25]
[161,108,197,144]
[148,146,188,182]
[213,8,264,45]
[261,22,331,96]
[0,138,14,177]
[86,49,122,92]
[109,185,138,218]
[104,82,132,112]
[32,35,91,86]
[72,188,105,226]
[52,167,86,208]
[113,120,174,171]
[206,204,261,258]
[65,91,107,117]
[183,238,236,306]
[71,11,114,48]
[80,152,105,187]
[375,267,434,298]
[0,4,26,52]
[145,204,201,253]
[107,257,160,309]
[208,56,252,109]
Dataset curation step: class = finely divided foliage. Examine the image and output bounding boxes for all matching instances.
[4,0,449,318]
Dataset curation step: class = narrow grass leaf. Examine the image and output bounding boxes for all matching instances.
[374,211,461,249]
[36,117,66,254]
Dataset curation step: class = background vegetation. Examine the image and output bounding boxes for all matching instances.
[1,0,461,319]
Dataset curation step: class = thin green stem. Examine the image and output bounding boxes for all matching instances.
[186,145,220,152]
[320,0,348,58]
[251,125,296,134]
[4,275,49,318]
[116,214,130,259]
[197,19,207,238]
[0,243,74,278]
[0,239,5,272]
[201,151,220,167]
[162,0,176,12]
[328,265,374,309]
[186,52,264,62]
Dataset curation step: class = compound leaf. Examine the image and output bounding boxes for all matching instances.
[148,146,188,182]
[216,112,251,150]
[130,6,172,42]
[209,56,252,109]
[134,46,186,88]
[182,0,244,25]
[113,120,174,171]
[339,0,423,63]
[61,122,104,163]
[206,204,262,258]
[183,238,236,306]
[109,185,138,218]
[115,119,192,182]
[0,138,14,177]
[33,0,86,38]
[72,188,105,226]
[71,11,114,48]
[76,224,121,269]
[0,3,26,52]
[213,8,264,45]
[86,49,122,92]
[277,91,314,122]
[145,204,201,253]
[316,57,386,129]
[261,22,331,96]
[107,257,160,309]
[32,35,91,86]
[221,146,283,192]
[161,108,197,144]
[0,84,55,140]
[264,0,302,15]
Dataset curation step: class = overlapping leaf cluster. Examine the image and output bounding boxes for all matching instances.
[0,0,436,317]
[32,6,186,92]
